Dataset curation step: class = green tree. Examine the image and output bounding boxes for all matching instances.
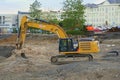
[29,0,41,19]
[62,0,86,35]
[29,0,42,33]
[42,12,60,24]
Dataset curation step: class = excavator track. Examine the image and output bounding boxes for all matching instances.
[51,54,93,64]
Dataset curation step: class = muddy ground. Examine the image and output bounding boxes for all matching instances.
[0,33,120,80]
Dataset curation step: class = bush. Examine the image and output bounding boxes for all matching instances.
[12,28,17,33]
[66,30,87,35]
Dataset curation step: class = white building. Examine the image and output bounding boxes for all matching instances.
[0,14,17,33]
[85,0,120,28]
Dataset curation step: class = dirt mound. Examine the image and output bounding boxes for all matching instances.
[0,34,17,44]
[103,32,120,39]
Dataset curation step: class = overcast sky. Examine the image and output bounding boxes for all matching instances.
[0,0,105,14]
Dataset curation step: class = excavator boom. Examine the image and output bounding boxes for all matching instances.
[16,16,68,49]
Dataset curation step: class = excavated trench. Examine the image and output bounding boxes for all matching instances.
[0,46,15,59]
[0,34,17,60]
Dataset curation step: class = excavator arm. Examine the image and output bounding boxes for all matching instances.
[16,16,68,49]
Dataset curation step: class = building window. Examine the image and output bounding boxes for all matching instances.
[3,16,5,24]
[102,8,104,11]
[97,8,98,11]
[106,8,108,13]
[112,7,114,11]
[0,16,1,24]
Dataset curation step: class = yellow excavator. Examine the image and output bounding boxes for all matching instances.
[16,16,100,63]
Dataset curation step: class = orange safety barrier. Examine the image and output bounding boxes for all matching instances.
[86,26,94,31]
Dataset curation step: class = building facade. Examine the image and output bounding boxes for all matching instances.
[0,14,17,33]
[85,0,120,28]
[0,11,30,33]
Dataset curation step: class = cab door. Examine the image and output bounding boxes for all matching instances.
[59,38,74,52]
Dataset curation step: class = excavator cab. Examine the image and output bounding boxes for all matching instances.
[59,38,76,52]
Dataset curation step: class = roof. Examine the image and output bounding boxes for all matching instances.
[85,0,120,8]
[85,3,98,8]
[108,0,120,4]
[18,11,30,14]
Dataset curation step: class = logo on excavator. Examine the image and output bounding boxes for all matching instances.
[39,24,45,28]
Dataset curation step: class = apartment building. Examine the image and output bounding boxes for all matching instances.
[85,0,120,27]
[0,14,17,33]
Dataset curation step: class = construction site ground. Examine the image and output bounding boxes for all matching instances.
[0,32,120,80]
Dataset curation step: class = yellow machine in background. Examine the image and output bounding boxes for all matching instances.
[16,16,100,63]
